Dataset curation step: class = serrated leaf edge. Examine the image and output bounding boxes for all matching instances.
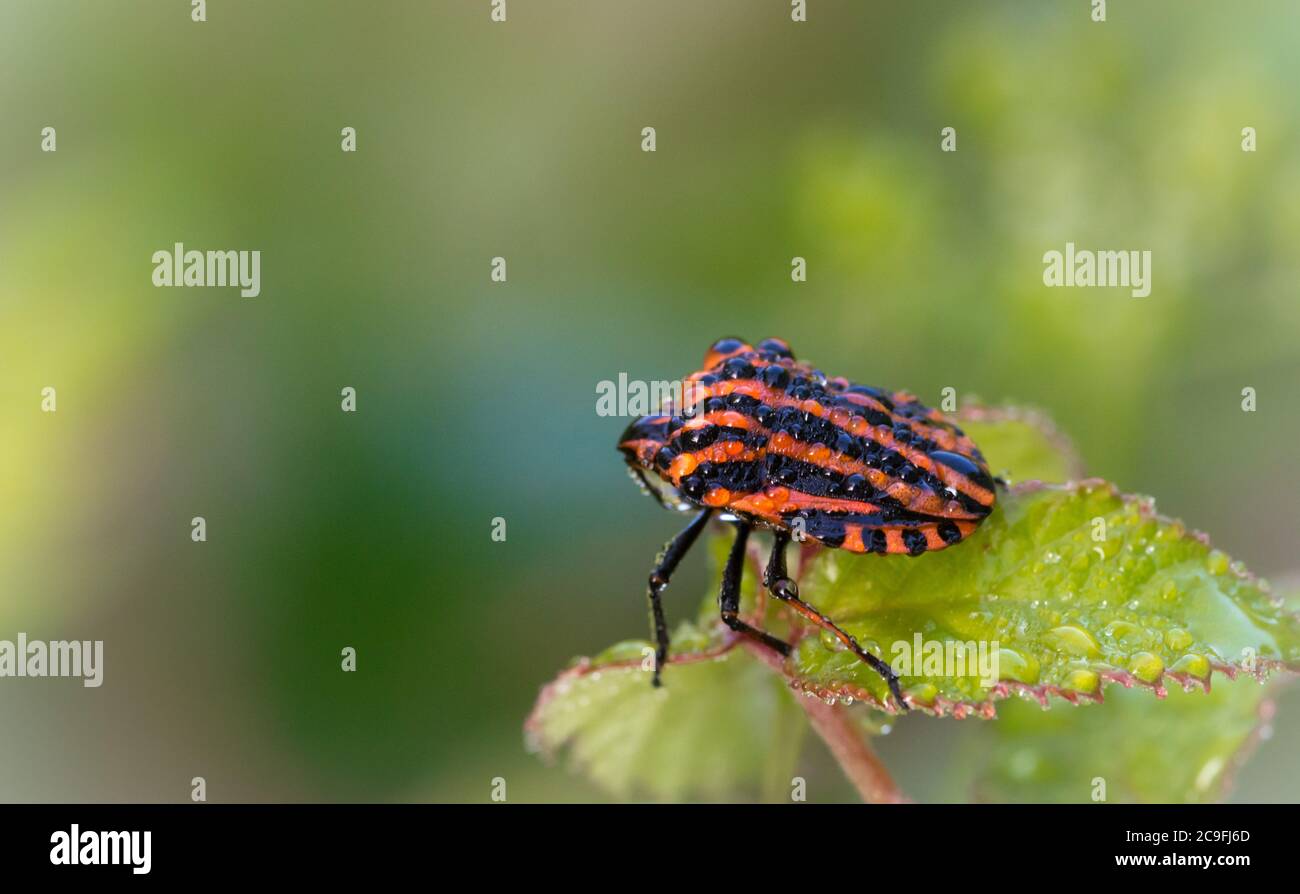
[788,479,1300,717]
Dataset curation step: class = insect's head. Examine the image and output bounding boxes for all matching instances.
[617,414,692,510]
[617,414,670,470]
[616,336,797,511]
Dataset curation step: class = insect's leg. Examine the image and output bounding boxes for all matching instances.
[647,508,714,687]
[764,531,909,711]
[718,523,792,657]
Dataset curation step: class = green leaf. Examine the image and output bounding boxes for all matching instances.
[531,407,1298,803]
[525,627,803,801]
[965,677,1277,803]
[955,403,1083,484]
[790,480,1300,714]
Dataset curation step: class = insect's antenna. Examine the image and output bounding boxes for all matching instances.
[629,465,669,509]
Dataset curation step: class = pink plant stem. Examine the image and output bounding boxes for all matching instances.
[741,639,908,804]
[799,694,909,804]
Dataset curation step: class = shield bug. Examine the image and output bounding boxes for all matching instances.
[618,337,998,709]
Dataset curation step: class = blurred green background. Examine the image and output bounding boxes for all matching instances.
[2,0,1298,802]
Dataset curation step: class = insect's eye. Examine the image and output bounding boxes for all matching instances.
[703,337,750,369]
[757,337,794,360]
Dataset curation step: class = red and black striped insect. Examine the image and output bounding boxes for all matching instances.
[618,337,998,708]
